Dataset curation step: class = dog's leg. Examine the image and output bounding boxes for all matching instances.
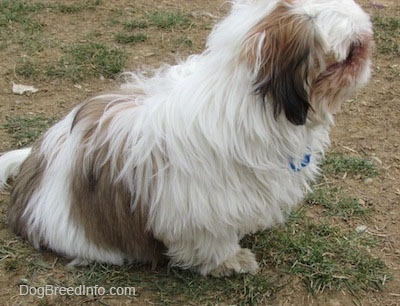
[163,232,259,277]
[208,248,259,277]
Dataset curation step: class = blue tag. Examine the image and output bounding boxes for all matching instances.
[289,148,311,172]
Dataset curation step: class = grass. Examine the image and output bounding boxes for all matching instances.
[0,1,44,26]
[2,1,194,82]
[0,0,102,24]
[121,10,192,32]
[114,32,148,44]
[307,153,379,220]
[0,1,102,55]
[249,210,387,295]
[0,0,193,82]
[175,36,194,48]
[0,1,392,304]
[0,0,118,80]
[123,11,192,30]
[52,1,103,14]
[67,264,276,305]
[0,0,45,54]
[123,19,149,30]
[4,114,56,147]
[373,16,400,55]
[306,186,369,220]
[322,153,379,178]
[46,42,127,82]
[148,11,192,29]
[14,59,42,78]
[10,30,128,81]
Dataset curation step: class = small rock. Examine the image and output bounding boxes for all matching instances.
[364,178,373,185]
[355,225,368,233]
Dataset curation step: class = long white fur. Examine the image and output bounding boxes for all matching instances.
[0,148,32,191]
[24,110,127,265]
[0,0,372,275]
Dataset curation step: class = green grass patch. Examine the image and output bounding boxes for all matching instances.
[122,11,192,31]
[114,32,147,44]
[4,114,56,147]
[250,210,388,294]
[0,0,103,55]
[123,19,149,30]
[0,0,44,27]
[148,11,192,29]
[175,36,194,48]
[47,42,127,82]
[50,1,103,14]
[0,0,102,23]
[53,3,87,14]
[0,0,45,54]
[123,10,192,30]
[306,186,369,220]
[322,153,379,178]
[373,16,400,55]
[67,263,278,305]
[15,59,42,78]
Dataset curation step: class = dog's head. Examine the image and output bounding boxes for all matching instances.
[218,0,373,125]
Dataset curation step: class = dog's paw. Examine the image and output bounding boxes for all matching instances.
[210,248,259,277]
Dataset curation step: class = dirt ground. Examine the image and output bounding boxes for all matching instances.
[330,1,400,304]
[0,0,399,305]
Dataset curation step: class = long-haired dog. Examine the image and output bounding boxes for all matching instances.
[0,0,372,276]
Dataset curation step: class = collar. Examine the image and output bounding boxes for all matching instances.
[289,147,312,172]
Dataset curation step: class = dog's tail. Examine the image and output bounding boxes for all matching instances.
[0,148,32,192]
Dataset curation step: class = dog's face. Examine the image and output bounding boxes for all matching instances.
[235,0,373,125]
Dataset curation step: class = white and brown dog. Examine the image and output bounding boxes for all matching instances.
[0,0,372,276]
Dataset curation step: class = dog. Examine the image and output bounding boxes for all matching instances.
[0,0,372,277]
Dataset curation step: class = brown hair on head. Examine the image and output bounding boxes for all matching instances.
[242,1,318,125]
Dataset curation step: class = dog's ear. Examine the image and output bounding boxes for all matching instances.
[243,2,316,125]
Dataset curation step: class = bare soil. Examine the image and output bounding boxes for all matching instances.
[0,0,399,305]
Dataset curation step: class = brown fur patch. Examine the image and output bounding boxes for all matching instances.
[243,1,315,79]
[70,98,166,266]
[242,1,319,125]
[310,34,373,116]
[8,140,46,244]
